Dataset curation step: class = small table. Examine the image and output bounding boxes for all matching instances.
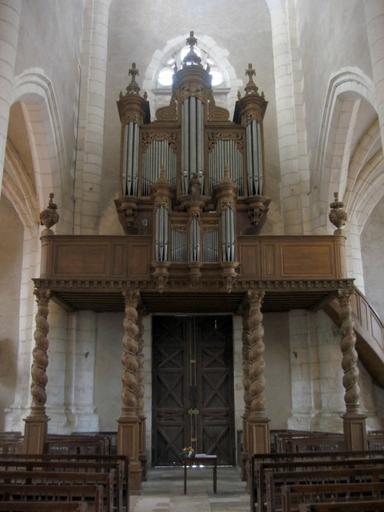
[182,454,218,495]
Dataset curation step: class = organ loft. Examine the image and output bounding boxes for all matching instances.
[22,32,367,490]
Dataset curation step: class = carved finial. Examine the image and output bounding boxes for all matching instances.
[329,191,347,234]
[143,91,148,100]
[223,165,231,183]
[183,30,202,67]
[126,62,141,95]
[237,90,242,100]
[40,192,59,234]
[245,63,259,95]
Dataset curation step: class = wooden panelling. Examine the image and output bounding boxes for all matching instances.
[371,315,383,346]
[127,243,151,277]
[112,245,125,276]
[261,244,276,278]
[238,243,260,277]
[280,244,334,278]
[55,244,108,275]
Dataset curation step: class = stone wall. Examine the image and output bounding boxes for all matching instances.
[0,196,23,430]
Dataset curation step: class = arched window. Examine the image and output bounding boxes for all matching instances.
[157,45,224,88]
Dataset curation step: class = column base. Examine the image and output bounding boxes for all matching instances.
[23,414,49,454]
[117,416,142,491]
[247,416,270,454]
[343,412,367,451]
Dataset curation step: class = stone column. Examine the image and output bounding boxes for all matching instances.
[0,0,21,191]
[117,288,142,490]
[338,290,367,450]
[74,0,112,234]
[247,290,270,454]
[241,303,250,480]
[364,0,384,149]
[23,288,51,454]
[137,307,147,481]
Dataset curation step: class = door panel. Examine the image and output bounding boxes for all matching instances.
[152,315,235,466]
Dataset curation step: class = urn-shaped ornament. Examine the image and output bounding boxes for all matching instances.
[329,192,347,234]
[40,193,59,234]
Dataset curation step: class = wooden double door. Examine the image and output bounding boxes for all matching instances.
[152,315,235,466]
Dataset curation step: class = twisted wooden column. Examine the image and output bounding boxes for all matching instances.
[247,290,270,454]
[118,288,142,490]
[121,289,140,418]
[241,303,250,480]
[24,288,51,454]
[337,290,367,450]
[137,307,147,481]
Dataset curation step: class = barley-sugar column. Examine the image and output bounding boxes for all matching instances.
[338,289,367,450]
[246,289,270,454]
[117,288,142,490]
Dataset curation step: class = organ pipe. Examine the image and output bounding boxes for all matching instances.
[246,119,263,196]
[181,97,205,193]
[122,122,140,196]
[189,215,200,263]
[155,204,169,262]
[221,206,235,262]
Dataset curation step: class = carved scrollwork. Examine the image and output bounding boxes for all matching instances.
[207,130,244,152]
[141,131,178,153]
[121,289,140,417]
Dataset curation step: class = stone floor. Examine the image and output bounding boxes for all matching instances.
[130,466,249,512]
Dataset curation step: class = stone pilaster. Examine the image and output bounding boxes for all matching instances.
[338,290,367,450]
[0,0,21,190]
[24,288,51,454]
[117,288,142,491]
[247,290,270,454]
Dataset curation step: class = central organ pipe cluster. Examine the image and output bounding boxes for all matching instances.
[181,97,205,194]
[155,204,169,262]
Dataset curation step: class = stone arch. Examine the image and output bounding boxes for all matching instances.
[314,67,377,224]
[142,33,242,115]
[12,68,68,218]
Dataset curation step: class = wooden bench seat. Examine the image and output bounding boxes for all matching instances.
[0,459,125,512]
[250,452,384,512]
[0,471,114,512]
[281,482,384,512]
[0,502,88,511]
[0,453,129,512]
[298,500,384,511]
[265,466,384,512]
[0,484,100,511]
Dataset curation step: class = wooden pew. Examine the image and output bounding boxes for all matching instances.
[265,466,384,512]
[281,482,384,512]
[0,470,114,512]
[0,459,125,512]
[250,450,384,512]
[46,434,109,455]
[0,503,88,511]
[298,501,384,511]
[0,453,129,512]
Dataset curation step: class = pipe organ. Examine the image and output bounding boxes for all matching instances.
[115,31,271,289]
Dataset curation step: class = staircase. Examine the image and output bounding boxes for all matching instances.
[324,287,384,387]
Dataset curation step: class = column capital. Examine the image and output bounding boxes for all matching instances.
[122,288,140,308]
[247,289,265,305]
[33,287,51,303]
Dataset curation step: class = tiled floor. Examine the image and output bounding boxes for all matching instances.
[130,466,249,512]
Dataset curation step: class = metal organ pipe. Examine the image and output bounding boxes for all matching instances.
[181,97,205,193]
[155,204,169,262]
[190,215,200,263]
[245,120,263,196]
[122,122,140,196]
[221,206,235,262]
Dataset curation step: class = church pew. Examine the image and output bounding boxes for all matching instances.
[46,434,109,455]
[250,450,384,512]
[265,466,384,512]
[0,459,125,512]
[0,470,114,512]
[0,503,88,511]
[281,482,384,512]
[298,500,384,511]
[0,484,99,511]
[0,454,129,512]
[72,432,117,455]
